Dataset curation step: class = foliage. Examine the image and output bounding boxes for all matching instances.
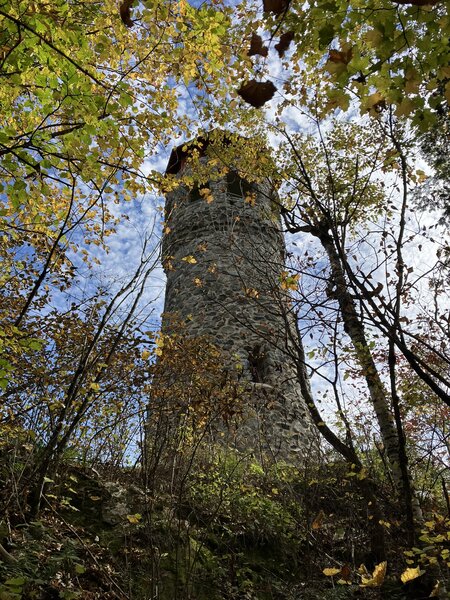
[0,0,240,389]
[236,0,449,127]
[187,452,302,549]
[406,515,450,572]
[276,119,391,227]
[0,445,425,600]
[416,110,450,222]
[149,321,245,429]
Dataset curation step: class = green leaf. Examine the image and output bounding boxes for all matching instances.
[5,577,26,587]
[318,24,335,48]
[28,339,43,351]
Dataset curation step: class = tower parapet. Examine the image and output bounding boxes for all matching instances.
[160,136,317,457]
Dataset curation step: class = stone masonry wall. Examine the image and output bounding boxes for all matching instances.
[161,156,317,458]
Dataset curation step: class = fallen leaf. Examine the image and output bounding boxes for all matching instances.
[429,581,442,597]
[361,561,387,587]
[311,509,326,530]
[358,564,370,577]
[126,513,142,524]
[401,566,425,584]
[340,564,352,582]
[323,567,341,577]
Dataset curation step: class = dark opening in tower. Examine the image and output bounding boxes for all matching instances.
[226,171,254,198]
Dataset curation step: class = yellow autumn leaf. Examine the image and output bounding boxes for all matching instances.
[182,255,197,264]
[141,349,151,360]
[245,287,259,298]
[358,564,370,576]
[89,382,100,391]
[400,566,424,584]
[311,509,326,530]
[379,519,391,529]
[323,567,341,577]
[199,188,214,203]
[126,513,142,524]
[360,561,387,587]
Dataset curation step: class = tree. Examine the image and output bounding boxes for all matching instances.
[267,112,450,552]
[0,0,240,388]
[0,0,244,512]
[416,109,450,222]
[231,0,449,127]
[1,234,160,515]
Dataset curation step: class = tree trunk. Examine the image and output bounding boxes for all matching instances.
[295,331,386,561]
[315,222,417,532]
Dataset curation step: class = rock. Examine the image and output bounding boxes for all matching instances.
[101,481,144,525]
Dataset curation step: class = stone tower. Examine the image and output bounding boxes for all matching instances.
[160,136,316,458]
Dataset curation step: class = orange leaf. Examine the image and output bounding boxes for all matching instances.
[360,561,387,587]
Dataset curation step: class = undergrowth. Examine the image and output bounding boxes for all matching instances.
[0,441,448,599]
